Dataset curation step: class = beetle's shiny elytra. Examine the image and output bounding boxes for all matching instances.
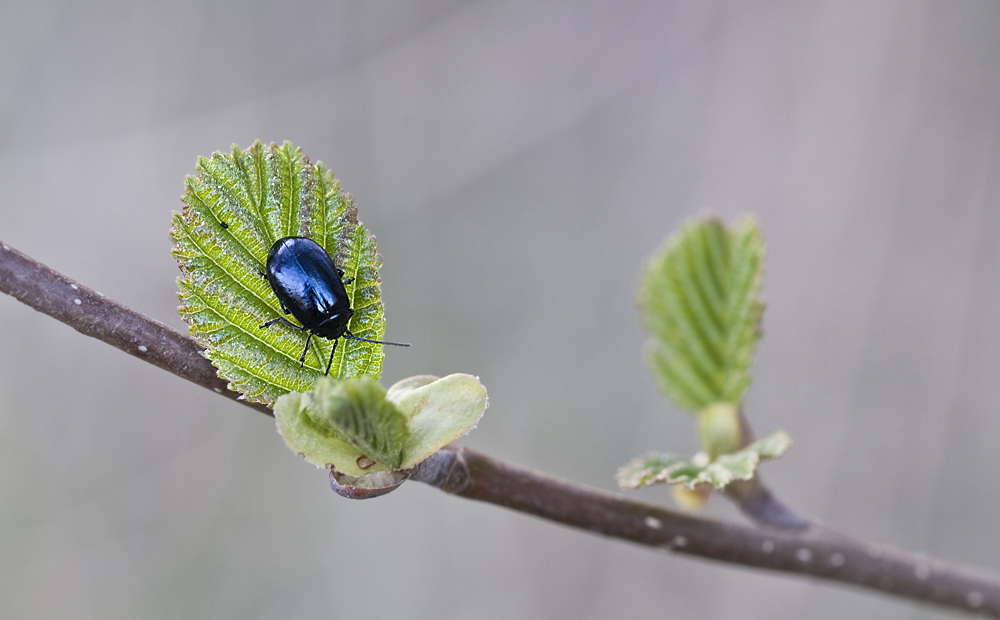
[259,236,409,375]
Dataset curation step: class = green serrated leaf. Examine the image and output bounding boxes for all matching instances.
[304,376,408,470]
[171,141,388,404]
[615,453,693,489]
[616,430,791,490]
[639,216,764,413]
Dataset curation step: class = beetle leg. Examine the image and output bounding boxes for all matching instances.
[325,338,338,376]
[299,333,312,367]
[335,265,355,286]
[259,316,306,331]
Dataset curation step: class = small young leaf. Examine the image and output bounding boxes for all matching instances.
[698,402,742,460]
[171,141,389,404]
[616,453,693,489]
[394,374,488,469]
[274,390,384,477]
[385,375,439,404]
[615,430,791,490]
[305,376,409,470]
[639,216,764,413]
[274,374,488,475]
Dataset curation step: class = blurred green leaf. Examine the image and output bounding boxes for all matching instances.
[698,402,742,460]
[639,216,764,413]
[616,430,791,490]
[171,141,389,404]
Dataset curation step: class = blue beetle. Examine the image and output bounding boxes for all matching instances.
[259,236,409,375]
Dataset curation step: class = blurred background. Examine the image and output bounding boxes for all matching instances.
[1,1,999,618]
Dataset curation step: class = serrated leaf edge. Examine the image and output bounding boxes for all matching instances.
[171,141,388,404]
[638,215,765,413]
[616,430,791,490]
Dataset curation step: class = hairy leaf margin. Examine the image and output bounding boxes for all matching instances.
[616,430,792,490]
[638,216,765,413]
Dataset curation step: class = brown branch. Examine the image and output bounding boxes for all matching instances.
[0,241,271,416]
[1,239,999,617]
[412,446,1000,615]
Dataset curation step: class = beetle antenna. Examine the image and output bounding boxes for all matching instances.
[343,333,410,347]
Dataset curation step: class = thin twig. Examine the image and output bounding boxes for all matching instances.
[724,409,809,529]
[1,239,999,617]
[412,446,1000,615]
